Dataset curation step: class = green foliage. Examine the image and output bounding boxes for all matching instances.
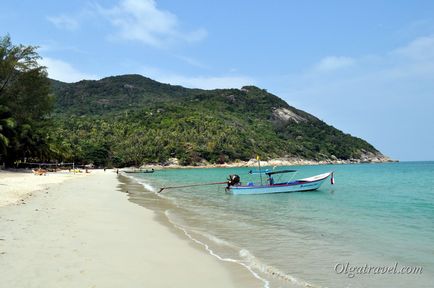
[0,34,55,164]
[50,75,380,167]
[0,105,15,153]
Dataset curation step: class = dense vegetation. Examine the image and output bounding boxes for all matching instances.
[0,35,58,166]
[1,35,381,168]
[50,75,380,167]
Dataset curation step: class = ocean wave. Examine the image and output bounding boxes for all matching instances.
[239,249,318,288]
[164,209,319,288]
[164,210,271,288]
[194,231,238,249]
[138,181,157,192]
[122,173,157,192]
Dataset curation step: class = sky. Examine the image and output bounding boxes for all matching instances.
[1,0,434,161]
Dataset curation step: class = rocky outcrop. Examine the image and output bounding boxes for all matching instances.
[145,154,396,169]
[272,107,308,123]
[358,150,394,163]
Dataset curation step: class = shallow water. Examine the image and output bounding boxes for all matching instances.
[125,162,434,288]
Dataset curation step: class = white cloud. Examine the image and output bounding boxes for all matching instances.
[39,57,98,83]
[313,56,355,72]
[38,41,89,55]
[140,66,254,89]
[46,0,206,48]
[391,34,434,60]
[276,34,434,160]
[97,0,207,47]
[47,15,80,31]
[174,55,208,69]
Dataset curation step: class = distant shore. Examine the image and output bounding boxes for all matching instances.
[140,154,397,170]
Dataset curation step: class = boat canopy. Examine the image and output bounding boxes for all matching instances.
[248,169,297,175]
[248,169,270,174]
[265,169,297,176]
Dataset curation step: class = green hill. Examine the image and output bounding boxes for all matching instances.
[50,74,387,167]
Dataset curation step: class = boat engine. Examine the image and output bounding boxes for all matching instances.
[226,174,240,189]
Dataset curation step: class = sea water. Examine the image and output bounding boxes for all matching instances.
[125,162,434,288]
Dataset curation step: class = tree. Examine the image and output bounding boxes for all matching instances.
[0,105,15,155]
[0,34,53,165]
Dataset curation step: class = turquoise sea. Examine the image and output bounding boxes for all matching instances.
[124,162,434,288]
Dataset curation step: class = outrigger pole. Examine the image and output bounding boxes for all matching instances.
[257,155,263,185]
[158,181,228,193]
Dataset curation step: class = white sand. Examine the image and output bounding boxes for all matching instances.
[0,170,260,288]
[0,170,85,207]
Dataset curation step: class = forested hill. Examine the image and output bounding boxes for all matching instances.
[50,74,387,167]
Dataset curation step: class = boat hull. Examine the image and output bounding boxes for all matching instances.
[228,172,331,195]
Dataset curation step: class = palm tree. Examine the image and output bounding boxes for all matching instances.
[0,105,15,156]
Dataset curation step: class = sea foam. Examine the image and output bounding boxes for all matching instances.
[164,210,271,288]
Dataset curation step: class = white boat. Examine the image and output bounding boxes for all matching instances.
[226,171,333,195]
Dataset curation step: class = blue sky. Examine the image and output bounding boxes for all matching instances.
[2,0,434,160]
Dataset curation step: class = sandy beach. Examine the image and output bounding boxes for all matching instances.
[0,170,85,207]
[0,170,260,288]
